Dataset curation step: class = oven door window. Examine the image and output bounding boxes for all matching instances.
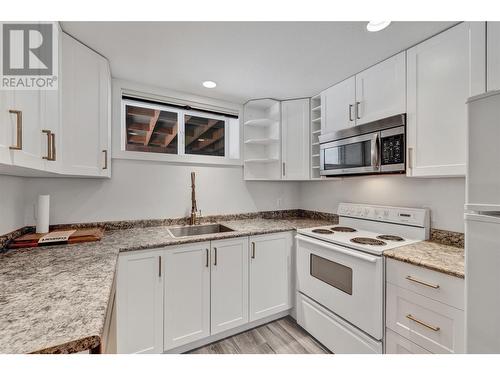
[323,140,372,170]
[310,254,353,295]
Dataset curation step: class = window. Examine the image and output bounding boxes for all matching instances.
[184,115,225,157]
[125,105,179,154]
[122,99,240,163]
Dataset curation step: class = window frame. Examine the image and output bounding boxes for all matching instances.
[118,98,241,166]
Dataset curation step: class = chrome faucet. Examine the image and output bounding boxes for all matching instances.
[190,172,201,225]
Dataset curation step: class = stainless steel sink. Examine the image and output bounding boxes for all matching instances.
[167,223,234,238]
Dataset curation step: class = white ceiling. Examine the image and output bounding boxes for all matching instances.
[61,21,457,104]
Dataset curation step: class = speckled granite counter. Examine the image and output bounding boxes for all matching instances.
[384,241,464,279]
[0,216,335,354]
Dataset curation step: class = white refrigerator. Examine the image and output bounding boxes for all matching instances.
[465,90,500,353]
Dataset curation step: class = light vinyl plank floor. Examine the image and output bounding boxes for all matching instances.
[188,317,330,354]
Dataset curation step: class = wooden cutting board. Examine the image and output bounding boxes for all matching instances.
[9,228,105,249]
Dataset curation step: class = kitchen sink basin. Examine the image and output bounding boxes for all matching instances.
[167,223,234,238]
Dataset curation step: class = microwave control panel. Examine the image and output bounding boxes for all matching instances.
[381,134,404,165]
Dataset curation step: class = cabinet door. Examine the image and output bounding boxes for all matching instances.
[116,249,163,354]
[385,329,431,354]
[6,90,45,171]
[282,99,310,180]
[487,22,500,91]
[355,52,406,125]
[61,32,111,176]
[0,92,13,165]
[321,76,355,135]
[407,22,486,177]
[249,232,292,321]
[164,242,210,351]
[211,237,249,335]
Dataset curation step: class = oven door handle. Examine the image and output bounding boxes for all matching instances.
[296,235,379,263]
[371,133,380,170]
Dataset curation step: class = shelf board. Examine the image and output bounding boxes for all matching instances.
[311,105,321,112]
[244,138,279,145]
[311,94,321,100]
[244,158,279,164]
[312,130,321,135]
[312,154,320,157]
[244,118,277,127]
[312,117,321,123]
[312,166,320,169]
[312,142,320,146]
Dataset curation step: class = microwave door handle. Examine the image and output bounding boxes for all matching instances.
[371,133,380,169]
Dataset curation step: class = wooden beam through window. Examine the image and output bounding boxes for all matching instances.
[192,128,224,151]
[162,123,178,147]
[144,110,160,146]
[185,118,221,147]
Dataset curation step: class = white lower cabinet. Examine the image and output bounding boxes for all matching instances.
[116,249,163,354]
[210,237,249,334]
[249,232,292,321]
[163,242,211,351]
[385,259,465,354]
[116,232,293,353]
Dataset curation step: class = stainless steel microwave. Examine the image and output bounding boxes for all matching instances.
[319,114,406,177]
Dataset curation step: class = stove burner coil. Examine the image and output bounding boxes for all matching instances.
[376,235,404,241]
[330,226,357,232]
[312,229,334,234]
[350,237,386,246]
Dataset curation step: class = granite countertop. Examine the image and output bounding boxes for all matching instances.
[384,241,464,279]
[0,216,334,354]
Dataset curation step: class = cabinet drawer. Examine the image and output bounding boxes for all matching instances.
[385,329,431,354]
[297,293,382,354]
[386,283,464,354]
[386,258,464,310]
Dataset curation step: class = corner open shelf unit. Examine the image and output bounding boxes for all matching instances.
[243,99,281,180]
[310,94,323,179]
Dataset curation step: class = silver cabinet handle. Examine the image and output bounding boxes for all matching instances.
[9,109,22,150]
[102,150,108,169]
[355,102,361,120]
[213,247,217,266]
[406,275,440,289]
[205,248,209,268]
[50,132,56,161]
[251,242,256,259]
[282,162,286,177]
[348,104,353,122]
[158,256,162,277]
[42,130,52,160]
[406,314,440,332]
[370,133,380,169]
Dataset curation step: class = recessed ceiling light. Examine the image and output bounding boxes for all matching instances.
[202,81,217,88]
[366,21,391,32]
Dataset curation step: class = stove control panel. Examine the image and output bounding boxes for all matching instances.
[337,203,429,228]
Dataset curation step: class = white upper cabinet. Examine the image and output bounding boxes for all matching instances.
[163,242,211,351]
[407,22,486,177]
[355,52,406,125]
[61,32,111,177]
[249,232,292,322]
[321,76,356,134]
[210,237,249,335]
[116,249,163,354]
[282,98,310,180]
[487,22,500,91]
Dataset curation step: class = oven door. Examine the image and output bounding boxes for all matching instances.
[320,132,380,176]
[296,234,384,340]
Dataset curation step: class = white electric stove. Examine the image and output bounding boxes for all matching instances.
[296,203,430,354]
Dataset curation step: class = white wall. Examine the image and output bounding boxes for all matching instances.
[0,175,26,234]
[299,175,465,232]
[21,159,300,226]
